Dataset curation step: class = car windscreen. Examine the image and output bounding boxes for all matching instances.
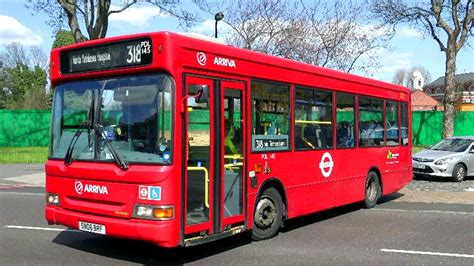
[430,138,472,152]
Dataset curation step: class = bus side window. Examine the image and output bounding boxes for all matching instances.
[358,97,384,147]
[386,101,400,146]
[401,103,409,146]
[251,81,290,152]
[294,87,333,150]
[336,92,355,148]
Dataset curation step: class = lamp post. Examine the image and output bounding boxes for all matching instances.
[214,12,224,38]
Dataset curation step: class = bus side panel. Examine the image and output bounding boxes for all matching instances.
[383,146,412,195]
[286,151,336,217]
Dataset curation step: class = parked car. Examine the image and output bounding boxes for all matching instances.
[412,137,474,182]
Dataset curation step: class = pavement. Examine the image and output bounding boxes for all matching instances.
[0,164,45,188]
[0,164,473,204]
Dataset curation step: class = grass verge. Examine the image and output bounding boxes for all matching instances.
[1,146,426,164]
[0,147,48,164]
[412,146,427,154]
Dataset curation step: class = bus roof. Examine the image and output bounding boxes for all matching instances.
[50,31,410,96]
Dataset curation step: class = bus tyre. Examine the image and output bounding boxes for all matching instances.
[451,164,466,182]
[252,187,283,241]
[364,171,381,209]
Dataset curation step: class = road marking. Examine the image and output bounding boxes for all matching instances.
[466,187,474,192]
[5,225,80,232]
[0,191,44,196]
[381,249,474,258]
[372,208,472,215]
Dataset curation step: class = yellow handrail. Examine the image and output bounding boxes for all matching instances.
[224,162,243,169]
[224,154,243,160]
[295,120,332,125]
[187,166,210,208]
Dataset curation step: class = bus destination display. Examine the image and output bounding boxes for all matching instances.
[60,37,152,74]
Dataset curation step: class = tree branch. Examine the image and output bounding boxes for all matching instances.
[457,0,474,50]
[108,0,137,15]
[452,0,461,35]
[431,0,454,35]
[422,14,448,52]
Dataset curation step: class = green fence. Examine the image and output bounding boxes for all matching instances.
[1,110,474,147]
[0,110,51,147]
[412,111,474,146]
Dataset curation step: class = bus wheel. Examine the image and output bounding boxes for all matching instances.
[364,171,381,209]
[252,187,283,241]
[451,164,466,182]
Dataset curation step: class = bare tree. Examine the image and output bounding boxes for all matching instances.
[392,66,432,87]
[209,0,390,74]
[211,0,299,55]
[27,0,202,43]
[0,43,27,68]
[392,68,408,85]
[294,0,391,73]
[0,43,48,70]
[370,0,474,138]
[29,46,49,69]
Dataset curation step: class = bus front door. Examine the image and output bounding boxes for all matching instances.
[184,77,245,241]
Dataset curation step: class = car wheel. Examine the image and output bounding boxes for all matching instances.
[364,171,381,209]
[451,164,466,182]
[252,187,283,241]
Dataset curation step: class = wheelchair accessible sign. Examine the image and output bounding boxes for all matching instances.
[138,185,162,201]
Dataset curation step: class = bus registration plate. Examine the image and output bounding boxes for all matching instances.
[79,221,106,235]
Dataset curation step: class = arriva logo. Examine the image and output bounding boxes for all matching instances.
[196,52,207,66]
[74,180,109,195]
[214,57,236,68]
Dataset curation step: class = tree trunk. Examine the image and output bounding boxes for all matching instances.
[59,0,87,43]
[442,45,457,138]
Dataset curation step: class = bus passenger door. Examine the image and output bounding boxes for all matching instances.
[220,81,245,231]
[184,76,215,237]
[184,77,246,240]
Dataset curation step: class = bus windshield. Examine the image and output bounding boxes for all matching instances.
[50,74,174,164]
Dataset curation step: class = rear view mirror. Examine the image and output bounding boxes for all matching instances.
[181,84,210,113]
[194,85,209,103]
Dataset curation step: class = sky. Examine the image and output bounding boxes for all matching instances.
[0,0,473,84]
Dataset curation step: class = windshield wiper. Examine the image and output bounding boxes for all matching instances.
[94,123,129,170]
[64,121,91,166]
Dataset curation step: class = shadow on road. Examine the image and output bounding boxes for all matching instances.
[52,230,251,265]
[51,194,402,264]
[281,193,403,233]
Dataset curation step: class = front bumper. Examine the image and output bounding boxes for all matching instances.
[45,206,179,248]
[412,161,454,177]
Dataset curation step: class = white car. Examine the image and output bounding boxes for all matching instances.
[412,137,474,182]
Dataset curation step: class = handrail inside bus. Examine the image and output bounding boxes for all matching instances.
[298,125,316,149]
[187,166,210,208]
[224,154,243,160]
[224,162,243,169]
[295,120,332,125]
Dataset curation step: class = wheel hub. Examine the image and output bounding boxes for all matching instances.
[456,167,464,179]
[366,178,377,201]
[254,198,276,229]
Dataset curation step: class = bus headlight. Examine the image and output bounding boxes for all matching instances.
[46,193,60,206]
[133,205,174,220]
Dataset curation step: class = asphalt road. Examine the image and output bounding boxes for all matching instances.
[1,187,473,265]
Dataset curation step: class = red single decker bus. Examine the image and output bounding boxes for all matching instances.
[46,32,412,247]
